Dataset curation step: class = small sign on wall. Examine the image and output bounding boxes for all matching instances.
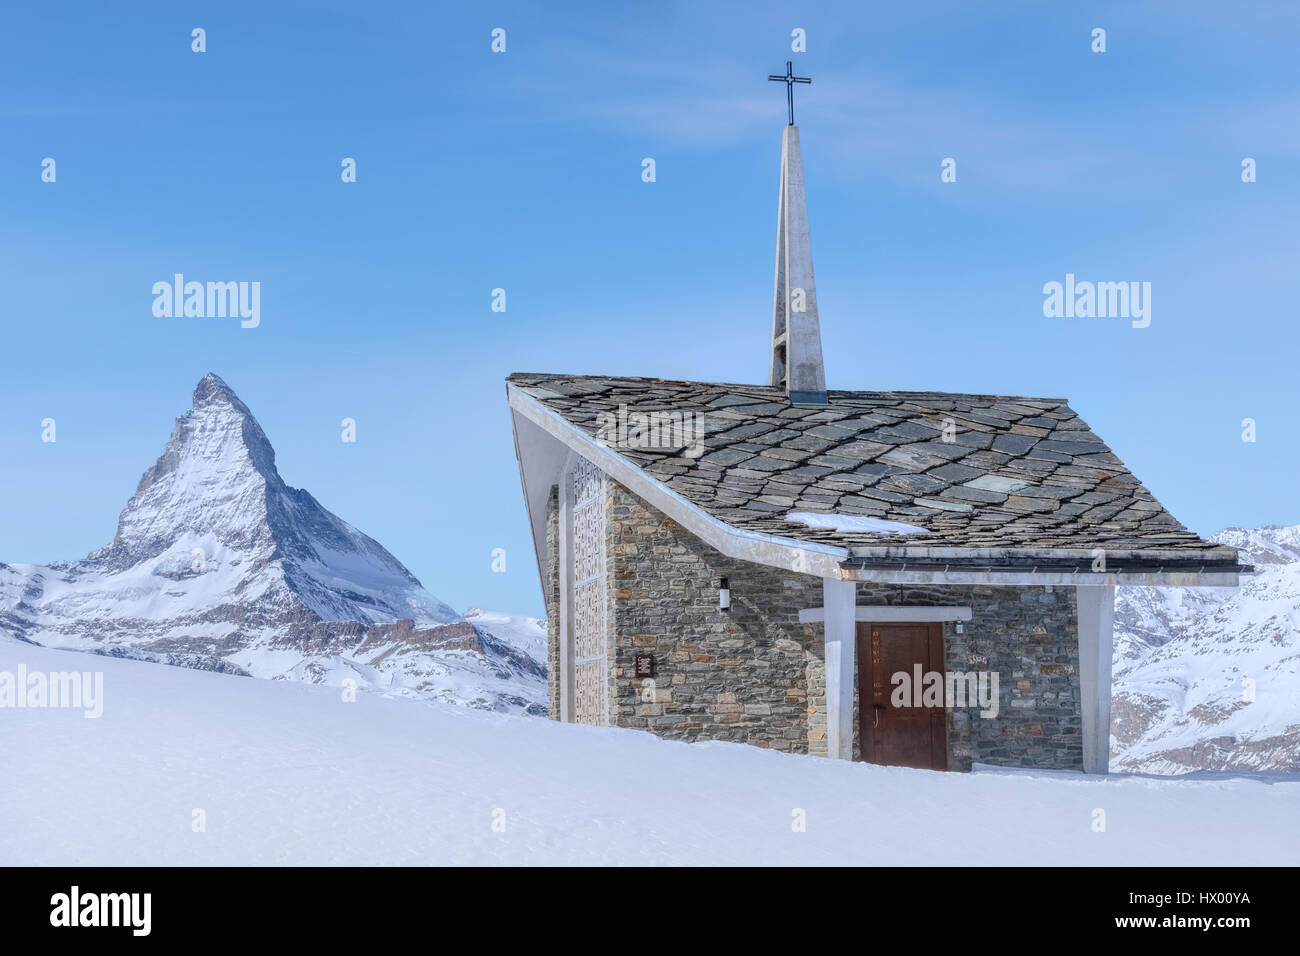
[634,654,656,679]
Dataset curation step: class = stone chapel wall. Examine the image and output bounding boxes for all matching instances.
[606,480,827,754]
[547,477,1085,770]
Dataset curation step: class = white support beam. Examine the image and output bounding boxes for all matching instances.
[843,566,1238,588]
[822,578,856,761]
[800,605,972,624]
[1076,584,1115,774]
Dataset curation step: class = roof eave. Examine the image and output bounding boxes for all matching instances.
[507,382,1243,589]
[507,383,850,579]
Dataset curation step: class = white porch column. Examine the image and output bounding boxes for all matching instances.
[822,578,856,760]
[1076,584,1116,774]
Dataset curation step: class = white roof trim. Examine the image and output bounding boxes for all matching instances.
[508,384,849,579]
[848,544,1238,562]
[843,567,1240,587]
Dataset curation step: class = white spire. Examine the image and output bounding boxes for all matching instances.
[769,125,827,405]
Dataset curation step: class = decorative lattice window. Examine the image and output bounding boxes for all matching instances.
[570,456,607,726]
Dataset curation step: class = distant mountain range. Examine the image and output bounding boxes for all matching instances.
[2,373,1294,764]
[0,373,545,714]
[1113,524,1300,773]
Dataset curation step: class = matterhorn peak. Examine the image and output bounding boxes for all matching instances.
[182,372,276,471]
[98,374,281,568]
[193,371,244,409]
[36,374,464,627]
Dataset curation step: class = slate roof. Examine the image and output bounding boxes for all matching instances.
[508,373,1236,565]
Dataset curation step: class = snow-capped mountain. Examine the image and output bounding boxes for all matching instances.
[0,373,545,713]
[1112,524,1300,774]
[464,608,547,663]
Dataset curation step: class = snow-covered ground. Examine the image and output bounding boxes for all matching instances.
[3,641,1296,866]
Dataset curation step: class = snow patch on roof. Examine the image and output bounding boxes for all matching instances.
[785,512,930,536]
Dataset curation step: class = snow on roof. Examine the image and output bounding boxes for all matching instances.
[787,512,929,536]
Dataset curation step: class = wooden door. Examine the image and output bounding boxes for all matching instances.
[858,622,948,770]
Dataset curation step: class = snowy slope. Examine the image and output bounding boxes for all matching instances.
[1112,524,1300,774]
[0,373,543,714]
[465,608,546,663]
[2,641,1296,866]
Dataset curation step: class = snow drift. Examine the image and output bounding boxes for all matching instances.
[2,640,1295,866]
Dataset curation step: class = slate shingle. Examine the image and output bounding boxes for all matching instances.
[508,373,1225,555]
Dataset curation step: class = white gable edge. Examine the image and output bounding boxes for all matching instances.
[508,384,849,579]
[507,384,1239,589]
[509,405,571,600]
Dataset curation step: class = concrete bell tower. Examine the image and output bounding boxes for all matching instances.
[767,62,827,406]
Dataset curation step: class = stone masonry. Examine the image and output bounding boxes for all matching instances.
[546,475,1084,770]
[608,481,826,754]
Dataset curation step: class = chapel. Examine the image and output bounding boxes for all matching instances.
[506,68,1242,771]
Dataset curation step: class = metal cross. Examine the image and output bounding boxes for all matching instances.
[767,60,811,126]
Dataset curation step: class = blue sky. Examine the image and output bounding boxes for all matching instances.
[2,1,1298,617]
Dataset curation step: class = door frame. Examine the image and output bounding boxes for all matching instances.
[857,621,949,770]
